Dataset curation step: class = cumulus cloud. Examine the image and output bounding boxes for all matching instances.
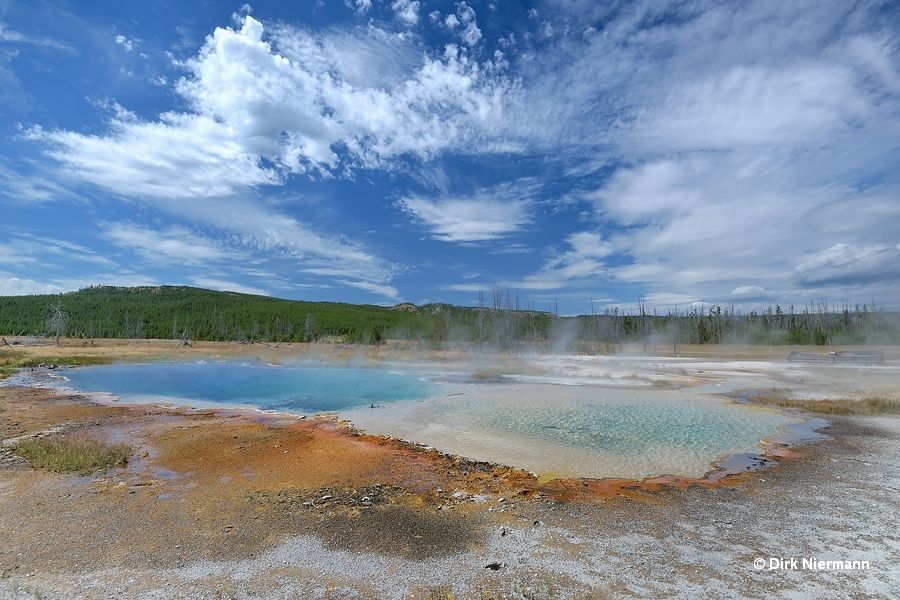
[0,275,65,296]
[346,0,372,15]
[391,0,419,26]
[114,34,134,51]
[33,16,510,194]
[455,2,482,46]
[24,14,514,299]
[432,3,481,46]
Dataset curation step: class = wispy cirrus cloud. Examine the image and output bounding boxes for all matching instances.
[499,0,900,307]
[99,222,237,267]
[0,233,117,269]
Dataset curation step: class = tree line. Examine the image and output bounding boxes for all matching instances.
[0,285,897,351]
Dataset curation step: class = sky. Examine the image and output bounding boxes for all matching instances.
[1,0,899,315]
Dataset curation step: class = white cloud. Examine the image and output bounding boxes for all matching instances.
[32,16,511,195]
[0,272,162,297]
[455,2,482,46]
[99,222,235,267]
[0,242,36,266]
[573,148,900,305]
[635,65,870,151]
[190,277,270,296]
[25,111,282,200]
[115,34,134,52]
[0,234,116,269]
[434,3,481,46]
[338,279,399,298]
[17,1,900,308]
[540,21,553,38]
[398,190,532,243]
[484,0,900,308]
[0,23,27,43]
[391,0,420,26]
[0,156,76,203]
[523,231,612,289]
[346,0,372,15]
[0,23,72,50]
[0,274,66,296]
[793,243,900,286]
[24,14,513,299]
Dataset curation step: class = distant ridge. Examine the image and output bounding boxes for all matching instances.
[0,285,456,345]
[1,285,898,349]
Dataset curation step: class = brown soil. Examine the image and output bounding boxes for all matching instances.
[0,385,542,571]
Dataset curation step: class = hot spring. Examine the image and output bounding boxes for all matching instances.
[49,360,808,480]
[52,361,433,414]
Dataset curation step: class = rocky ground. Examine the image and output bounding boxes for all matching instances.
[0,344,898,599]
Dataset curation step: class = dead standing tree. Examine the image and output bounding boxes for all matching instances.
[48,300,67,346]
[175,330,193,348]
[638,294,648,354]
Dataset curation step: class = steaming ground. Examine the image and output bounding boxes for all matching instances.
[1,342,898,598]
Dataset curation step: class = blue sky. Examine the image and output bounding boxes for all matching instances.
[1,0,899,314]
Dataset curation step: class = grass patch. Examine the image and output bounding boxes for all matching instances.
[0,350,115,379]
[764,396,900,415]
[15,354,116,368]
[13,435,132,474]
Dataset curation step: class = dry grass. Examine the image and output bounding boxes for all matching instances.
[13,435,132,474]
[0,348,114,379]
[762,396,900,415]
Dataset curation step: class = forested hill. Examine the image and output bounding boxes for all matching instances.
[1,285,897,348]
[0,285,458,344]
